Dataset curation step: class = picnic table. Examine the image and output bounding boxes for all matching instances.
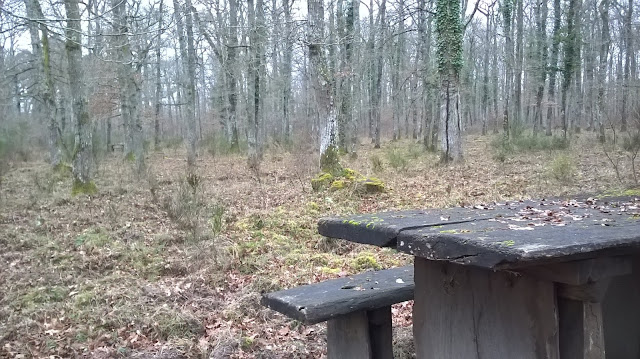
[318,197,640,358]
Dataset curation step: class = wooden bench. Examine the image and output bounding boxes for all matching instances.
[261,266,414,359]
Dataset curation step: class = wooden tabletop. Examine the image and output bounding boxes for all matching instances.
[318,197,640,270]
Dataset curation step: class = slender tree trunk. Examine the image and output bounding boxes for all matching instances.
[596,0,609,141]
[534,0,548,135]
[514,0,523,126]
[501,0,514,140]
[154,0,164,148]
[338,0,355,152]
[392,0,405,141]
[282,0,293,142]
[228,0,240,151]
[173,0,197,170]
[373,0,386,149]
[25,0,62,166]
[482,8,491,136]
[547,0,561,135]
[113,0,144,173]
[65,0,95,192]
[247,0,265,168]
[367,0,375,141]
[620,0,633,132]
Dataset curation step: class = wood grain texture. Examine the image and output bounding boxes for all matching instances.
[601,258,640,358]
[261,266,413,324]
[327,311,372,359]
[367,307,393,359]
[413,258,559,359]
[558,298,606,358]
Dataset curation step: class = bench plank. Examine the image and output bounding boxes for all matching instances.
[261,266,414,325]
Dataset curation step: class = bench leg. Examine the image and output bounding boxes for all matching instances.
[558,298,606,358]
[327,306,394,359]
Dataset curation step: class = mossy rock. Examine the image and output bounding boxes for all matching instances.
[71,180,98,196]
[351,252,381,271]
[311,172,334,191]
[330,179,347,191]
[320,145,343,175]
[356,177,385,193]
[312,168,386,194]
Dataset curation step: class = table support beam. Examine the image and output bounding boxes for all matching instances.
[327,306,394,359]
[413,258,559,359]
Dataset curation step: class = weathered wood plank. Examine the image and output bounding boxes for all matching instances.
[327,311,372,359]
[521,256,632,285]
[558,298,606,358]
[557,280,611,302]
[320,198,640,269]
[261,266,413,324]
[413,257,559,359]
[367,307,393,359]
[601,258,640,358]
[398,219,640,269]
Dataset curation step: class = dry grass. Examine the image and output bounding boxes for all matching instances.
[0,132,634,358]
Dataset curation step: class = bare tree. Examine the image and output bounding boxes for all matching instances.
[173,0,197,170]
[65,0,95,193]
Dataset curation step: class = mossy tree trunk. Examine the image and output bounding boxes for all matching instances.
[65,0,95,193]
[561,0,580,139]
[596,0,610,142]
[534,0,548,135]
[112,0,144,174]
[501,0,513,141]
[25,0,62,167]
[308,0,340,173]
[436,0,464,162]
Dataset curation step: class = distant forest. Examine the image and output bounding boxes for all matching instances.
[0,0,638,181]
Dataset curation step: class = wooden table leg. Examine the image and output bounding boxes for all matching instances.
[327,306,393,359]
[413,257,559,359]
[558,298,606,358]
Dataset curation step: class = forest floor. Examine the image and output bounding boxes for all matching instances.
[0,132,637,358]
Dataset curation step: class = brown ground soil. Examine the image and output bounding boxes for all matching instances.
[0,132,636,358]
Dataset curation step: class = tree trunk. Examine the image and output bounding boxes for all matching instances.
[282,0,293,142]
[547,0,561,136]
[534,0,548,135]
[514,0,523,126]
[501,0,513,140]
[561,0,580,138]
[373,0,386,149]
[228,0,240,151]
[154,0,164,149]
[113,0,144,173]
[173,0,197,170]
[65,0,95,193]
[247,0,265,168]
[308,0,339,172]
[436,0,464,162]
[596,0,609,141]
[338,0,355,152]
[25,0,62,167]
[620,0,633,132]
